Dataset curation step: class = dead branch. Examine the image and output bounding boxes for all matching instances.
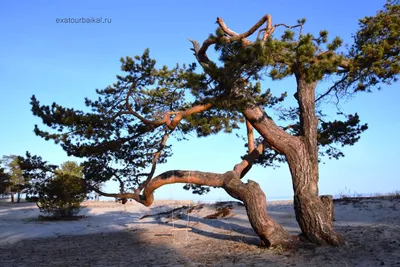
[217,15,274,46]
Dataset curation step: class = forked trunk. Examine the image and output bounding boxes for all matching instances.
[287,151,344,246]
[223,172,292,247]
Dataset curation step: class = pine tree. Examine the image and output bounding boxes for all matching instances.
[30,1,399,247]
[1,155,26,203]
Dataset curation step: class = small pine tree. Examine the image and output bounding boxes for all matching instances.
[0,168,11,198]
[1,155,26,202]
[36,172,86,218]
[19,155,87,218]
[35,161,86,218]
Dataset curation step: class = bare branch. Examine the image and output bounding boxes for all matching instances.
[190,14,277,68]
[315,74,349,103]
[136,132,170,193]
[85,183,136,202]
[281,124,296,131]
[217,15,273,45]
[123,85,213,131]
[246,120,255,153]
[87,169,227,207]
[233,139,269,177]
[188,38,215,68]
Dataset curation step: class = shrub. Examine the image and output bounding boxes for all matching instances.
[36,173,86,218]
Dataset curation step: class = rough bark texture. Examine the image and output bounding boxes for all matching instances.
[320,195,334,223]
[223,171,292,247]
[186,13,351,246]
[288,152,344,245]
[241,86,344,246]
[287,74,344,245]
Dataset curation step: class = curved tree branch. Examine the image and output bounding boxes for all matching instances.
[124,89,170,127]
[169,103,213,129]
[140,170,227,206]
[217,15,273,46]
[124,87,213,131]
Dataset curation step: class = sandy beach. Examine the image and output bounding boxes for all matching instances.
[1,197,399,267]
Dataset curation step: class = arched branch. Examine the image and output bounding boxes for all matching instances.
[139,170,227,206]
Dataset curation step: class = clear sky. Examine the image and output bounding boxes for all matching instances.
[0,0,398,202]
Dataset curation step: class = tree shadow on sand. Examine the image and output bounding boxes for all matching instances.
[0,231,190,267]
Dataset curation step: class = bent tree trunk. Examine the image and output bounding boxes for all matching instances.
[242,100,344,246]
[222,171,291,247]
[287,148,344,246]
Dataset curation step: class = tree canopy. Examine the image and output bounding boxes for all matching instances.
[29,0,399,246]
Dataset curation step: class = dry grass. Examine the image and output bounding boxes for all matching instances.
[335,190,400,203]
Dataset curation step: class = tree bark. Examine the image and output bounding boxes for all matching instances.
[287,74,344,245]
[320,195,334,223]
[241,90,344,245]
[287,148,344,245]
[188,13,347,246]
[10,192,14,203]
[223,171,292,247]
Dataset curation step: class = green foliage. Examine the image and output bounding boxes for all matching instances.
[29,2,399,196]
[56,161,84,178]
[0,155,27,201]
[0,168,11,195]
[182,183,214,195]
[36,171,85,218]
[20,155,86,218]
[18,153,57,196]
[346,0,399,92]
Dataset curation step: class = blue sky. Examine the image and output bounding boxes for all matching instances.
[0,0,398,201]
